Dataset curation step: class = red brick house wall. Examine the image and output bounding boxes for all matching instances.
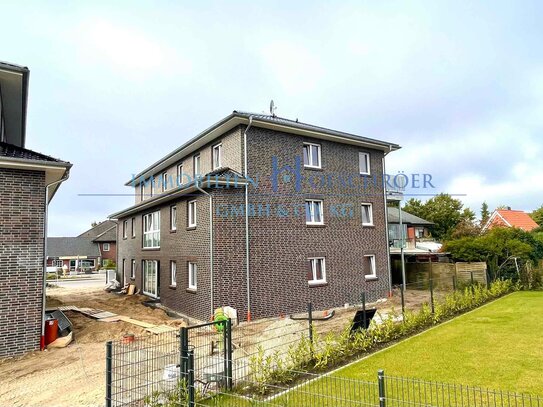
[0,168,45,357]
[100,242,117,264]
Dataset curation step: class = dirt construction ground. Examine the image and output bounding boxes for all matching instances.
[0,285,186,407]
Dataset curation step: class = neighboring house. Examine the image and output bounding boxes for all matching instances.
[47,220,118,270]
[0,61,71,357]
[47,237,102,272]
[110,111,400,321]
[482,208,539,232]
[78,220,117,265]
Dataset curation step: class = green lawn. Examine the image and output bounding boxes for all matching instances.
[206,291,543,405]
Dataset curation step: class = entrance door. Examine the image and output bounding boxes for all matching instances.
[143,260,159,298]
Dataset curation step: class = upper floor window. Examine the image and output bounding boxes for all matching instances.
[212,143,222,170]
[131,217,136,237]
[364,254,377,280]
[143,211,160,248]
[359,152,370,175]
[361,203,373,226]
[305,199,324,225]
[308,257,326,285]
[303,143,321,168]
[170,205,177,231]
[103,243,110,252]
[193,154,201,177]
[150,178,155,197]
[188,200,197,227]
[123,220,128,239]
[162,172,168,192]
[177,164,184,186]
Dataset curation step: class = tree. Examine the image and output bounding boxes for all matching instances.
[481,202,490,226]
[530,205,543,226]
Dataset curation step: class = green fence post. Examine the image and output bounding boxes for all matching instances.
[470,271,475,294]
[430,276,435,315]
[180,327,189,381]
[362,292,367,330]
[226,318,233,390]
[378,369,386,407]
[105,341,112,407]
[188,349,195,407]
[400,284,405,319]
[452,275,457,291]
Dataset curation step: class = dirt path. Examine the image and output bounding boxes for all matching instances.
[0,286,185,407]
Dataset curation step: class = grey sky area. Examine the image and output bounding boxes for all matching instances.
[2,1,542,235]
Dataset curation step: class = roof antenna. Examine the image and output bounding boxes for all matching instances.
[269,100,277,117]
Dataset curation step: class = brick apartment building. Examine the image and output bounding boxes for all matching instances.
[0,62,71,357]
[111,111,400,321]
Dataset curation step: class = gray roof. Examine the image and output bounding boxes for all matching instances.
[93,226,117,242]
[387,207,433,226]
[47,237,101,258]
[0,141,68,163]
[78,220,117,238]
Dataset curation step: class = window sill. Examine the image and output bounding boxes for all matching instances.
[306,224,326,228]
[304,166,323,171]
[142,247,161,251]
[169,285,177,289]
[131,236,136,239]
[362,224,375,228]
[170,229,177,233]
[130,277,136,281]
[186,288,197,294]
[186,226,197,231]
[308,281,328,287]
[365,276,378,281]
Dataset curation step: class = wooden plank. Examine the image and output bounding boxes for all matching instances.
[117,315,156,328]
[94,311,118,319]
[98,315,123,323]
[145,325,176,334]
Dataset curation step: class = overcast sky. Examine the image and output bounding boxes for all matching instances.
[2,1,542,236]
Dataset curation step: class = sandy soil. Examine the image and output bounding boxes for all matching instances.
[0,286,185,407]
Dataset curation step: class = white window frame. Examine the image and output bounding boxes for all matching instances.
[177,164,184,185]
[188,262,197,290]
[170,261,177,286]
[303,142,322,169]
[54,259,63,267]
[131,217,136,238]
[103,243,110,252]
[122,259,126,279]
[364,254,377,280]
[143,211,161,249]
[142,260,159,298]
[361,203,374,226]
[305,199,324,225]
[193,154,200,177]
[162,172,168,192]
[188,200,197,228]
[170,205,177,231]
[308,257,326,285]
[212,143,222,170]
[151,178,155,197]
[123,220,128,239]
[131,259,136,279]
[359,152,371,175]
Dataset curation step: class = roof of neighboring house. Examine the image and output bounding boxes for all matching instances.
[47,237,101,258]
[125,110,401,186]
[0,141,69,163]
[93,226,117,242]
[483,209,539,232]
[78,220,117,239]
[387,207,434,226]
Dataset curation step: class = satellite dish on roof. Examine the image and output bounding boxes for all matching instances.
[269,100,276,117]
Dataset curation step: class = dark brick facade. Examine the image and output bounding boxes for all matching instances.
[116,125,391,322]
[0,168,46,357]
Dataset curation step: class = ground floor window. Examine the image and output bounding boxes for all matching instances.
[131,259,136,279]
[170,261,177,286]
[53,259,63,267]
[308,257,326,285]
[364,254,377,279]
[188,262,197,290]
[143,260,159,297]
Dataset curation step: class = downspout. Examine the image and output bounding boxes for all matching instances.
[41,169,70,350]
[195,180,214,317]
[243,116,254,321]
[382,147,393,295]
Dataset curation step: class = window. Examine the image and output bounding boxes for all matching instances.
[303,143,321,168]
[131,259,136,279]
[308,257,326,285]
[188,200,197,227]
[193,154,200,177]
[361,203,373,226]
[359,152,370,175]
[123,220,128,239]
[177,164,184,185]
[188,262,197,290]
[170,205,177,231]
[305,199,324,225]
[131,217,136,238]
[364,255,377,279]
[54,259,63,267]
[103,243,110,252]
[212,143,222,170]
[170,261,177,286]
[162,172,168,191]
[122,259,126,279]
[151,178,155,197]
[142,260,159,297]
[143,211,161,248]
